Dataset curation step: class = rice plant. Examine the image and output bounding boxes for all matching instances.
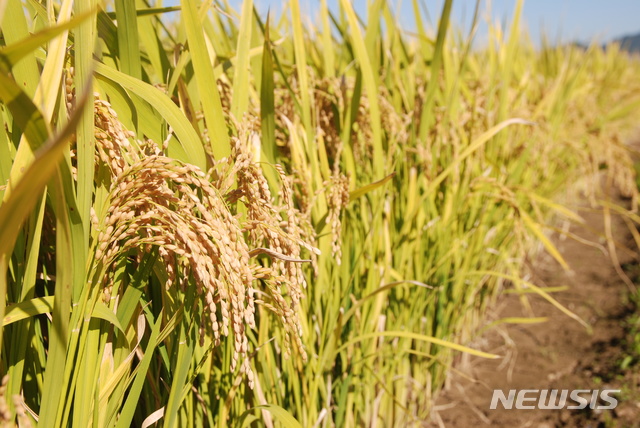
[1,0,639,426]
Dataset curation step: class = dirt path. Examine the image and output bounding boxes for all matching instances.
[432,191,640,427]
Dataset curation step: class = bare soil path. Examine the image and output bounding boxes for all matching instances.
[432,191,640,427]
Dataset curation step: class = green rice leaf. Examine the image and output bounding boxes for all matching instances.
[260,14,276,164]
[181,0,230,160]
[0,78,90,262]
[230,0,253,121]
[115,0,142,78]
[94,62,207,170]
[425,118,533,195]
[115,312,164,428]
[0,7,97,71]
[238,404,303,428]
[339,0,384,176]
[3,297,54,326]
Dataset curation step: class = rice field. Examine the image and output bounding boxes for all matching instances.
[1,0,640,426]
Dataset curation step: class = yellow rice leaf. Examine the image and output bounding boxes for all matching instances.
[473,271,590,331]
[349,172,396,201]
[520,210,570,271]
[526,191,585,223]
[337,331,501,360]
[490,317,549,325]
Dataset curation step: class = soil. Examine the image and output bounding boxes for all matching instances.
[431,189,640,428]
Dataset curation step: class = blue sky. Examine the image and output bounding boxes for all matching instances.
[246,0,640,46]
